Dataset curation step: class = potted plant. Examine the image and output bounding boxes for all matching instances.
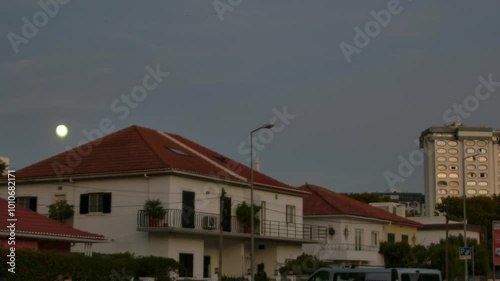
[144,199,166,227]
[236,201,261,233]
[48,200,74,224]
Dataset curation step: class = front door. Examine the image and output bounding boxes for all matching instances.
[182,191,195,228]
[203,256,211,278]
[222,197,231,232]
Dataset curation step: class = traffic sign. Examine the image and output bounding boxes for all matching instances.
[460,247,471,260]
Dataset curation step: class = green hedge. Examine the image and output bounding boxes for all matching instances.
[0,250,179,281]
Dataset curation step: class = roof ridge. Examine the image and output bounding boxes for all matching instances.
[306,183,342,213]
[156,130,247,182]
[133,126,172,170]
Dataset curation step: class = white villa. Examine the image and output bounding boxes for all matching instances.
[4,125,326,279]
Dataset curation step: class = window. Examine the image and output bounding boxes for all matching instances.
[478,165,488,171]
[479,173,488,178]
[166,147,189,156]
[286,205,295,223]
[467,189,477,195]
[467,172,476,178]
[478,189,489,195]
[449,165,459,170]
[437,189,447,195]
[478,181,488,187]
[448,141,458,146]
[80,193,112,214]
[466,148,476,154]
[449,181,459,187]
[477,140,487,147]
[179,253,194,277]
[437,181,447,187]
[371,231,379,245]
[436,140,446,146]
[449,173,459,179]
[448,157,458,163]
[467,181,477,187]
[16,196,37,211]
[436,156,447,162]
[448,148,458,154]
[436,164,447,171]
[388,233,395,243]
[465,140,475,146]
[437,173,447,179]
[466,164,476,170]
[402,234,409,243]
[355,229,363,251]
[436,148,447,154]
[477,156,487,162]
[334,273,365,281]
[311,271,329,281]
[478,148,487,154]
[449,189,459,195]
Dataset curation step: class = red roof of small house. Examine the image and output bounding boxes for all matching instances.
[0,198,106,241]
[14,125,306,195]
[298,183,422,227]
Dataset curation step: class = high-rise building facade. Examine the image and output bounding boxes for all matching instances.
[420,123,500,216]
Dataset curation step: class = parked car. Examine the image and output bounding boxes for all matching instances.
[308,267,442,281]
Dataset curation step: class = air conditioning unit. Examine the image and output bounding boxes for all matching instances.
[203,215,217,230]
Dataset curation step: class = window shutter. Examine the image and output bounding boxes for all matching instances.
[102,193,112,213]
[29,197,37,212]
[80,194,89,214]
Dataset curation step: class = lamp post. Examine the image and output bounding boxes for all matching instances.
[462,153,479,281]
[250,123,274,281]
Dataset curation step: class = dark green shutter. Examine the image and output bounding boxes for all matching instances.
[102,193,112,213]
[29,197,37,212]
[80,194,89,214]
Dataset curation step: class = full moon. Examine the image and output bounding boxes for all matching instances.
[56,125,68,138]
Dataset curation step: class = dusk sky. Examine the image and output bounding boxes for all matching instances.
[1,1,500,194]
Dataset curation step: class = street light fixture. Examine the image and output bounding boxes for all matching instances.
[462,153,480,281]
[250,123,274,281]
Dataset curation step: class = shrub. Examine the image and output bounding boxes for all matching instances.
[0,249,179,281]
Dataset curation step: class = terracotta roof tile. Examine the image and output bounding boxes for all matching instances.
[15,125,306,195]
[0,198,106,241]
[298,183,422,227]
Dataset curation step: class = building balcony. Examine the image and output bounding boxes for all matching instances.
[137,209,327,242]
[309,242,380,262]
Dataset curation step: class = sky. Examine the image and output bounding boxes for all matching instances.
[1,1,500,194]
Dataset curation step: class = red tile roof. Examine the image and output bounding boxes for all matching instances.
[15,125,306,195]
[298,183,422,227]
[0,198,106,241]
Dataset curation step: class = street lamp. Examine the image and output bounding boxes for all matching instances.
[462,153,480,281]
[250,123,274,281]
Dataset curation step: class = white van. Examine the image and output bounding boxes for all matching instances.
[307,268,442,281]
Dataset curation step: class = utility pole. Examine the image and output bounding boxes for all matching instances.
[445,199,449,281]
[218,188,226,281]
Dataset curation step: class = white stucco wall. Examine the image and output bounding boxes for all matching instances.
[7,173,306,278]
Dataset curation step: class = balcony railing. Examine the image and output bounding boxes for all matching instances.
[323,243,379,252]
[137,209,327,241]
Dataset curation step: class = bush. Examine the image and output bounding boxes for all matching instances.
[0,249,179,281]
[279,253,329,276]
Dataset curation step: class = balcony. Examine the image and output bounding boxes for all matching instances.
[137,209,327,242]
[308,242,380,262]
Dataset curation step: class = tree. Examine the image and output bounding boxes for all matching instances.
[436,195,500,241]
[278,253,329,276]
[48,200,75,223]
[427,235,489,280]
[379,241,415,267]
[0,160,6,175]
[343,193,390,203]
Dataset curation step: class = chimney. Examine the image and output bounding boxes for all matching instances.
[254,157,260,172]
